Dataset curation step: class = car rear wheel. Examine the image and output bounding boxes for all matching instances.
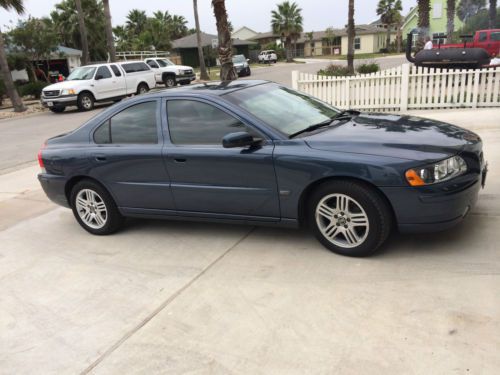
[308,180,392,257]
[70,180,124,235]
[49,106,65,113]
[77,92,94,111]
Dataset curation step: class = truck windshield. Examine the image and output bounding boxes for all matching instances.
[67,67,97,81]
[157,59,174,67]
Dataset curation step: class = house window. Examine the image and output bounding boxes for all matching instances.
[433,2,442,18]
[412,33,419,47]
[354,37,361,50]
[432,32,446,45]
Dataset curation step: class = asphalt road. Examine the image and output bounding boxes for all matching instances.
[0,55,406,173]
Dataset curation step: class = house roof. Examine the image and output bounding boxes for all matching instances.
[251,31,280,40]
[172,32,255,49]
[232,26,258,35]
[57,45,82,56]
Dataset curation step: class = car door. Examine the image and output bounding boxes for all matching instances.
[146,59,161,82]
[93,66,115,99]
[88,99,175,211]
[109,64,127,96]
[163,98,280,220]
[476,31,489,52]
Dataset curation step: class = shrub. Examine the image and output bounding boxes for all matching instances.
[317,64,352,77]
[19,81,49,99]
[356,62,380,74]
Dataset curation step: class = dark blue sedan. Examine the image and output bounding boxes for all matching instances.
[38,80,487,256]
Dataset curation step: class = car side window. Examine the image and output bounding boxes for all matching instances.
[110,64,122,77]
[146,60,159,68]
[94,101,158,144]
[479,32,487,42]
[167,100,257,145]
[96,66,112,79]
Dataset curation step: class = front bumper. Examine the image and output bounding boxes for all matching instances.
[41,95,78,108]
[38,173,70,208]
[381,172,484,233]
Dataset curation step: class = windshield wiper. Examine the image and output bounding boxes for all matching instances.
[289,110,361,139]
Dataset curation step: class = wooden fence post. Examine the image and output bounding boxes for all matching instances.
[345,77,350,109]
[400,63,410,112]
[292,71,299,90]
[472,70,481,108]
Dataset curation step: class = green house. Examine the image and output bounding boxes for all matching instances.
[402,0,463,45]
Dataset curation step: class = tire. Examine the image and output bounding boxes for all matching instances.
[163,75,176,88]
[49,106,65,113]
[77,92,94,111]
[307,180,392,257]
[137,83,149,95]
[70,180,124,235]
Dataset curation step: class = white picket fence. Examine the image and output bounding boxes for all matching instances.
[292,64,500,111]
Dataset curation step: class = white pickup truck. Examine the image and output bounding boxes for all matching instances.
[40,61,156,113]
[144,57,196,88]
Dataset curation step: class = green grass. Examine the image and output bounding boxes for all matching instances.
[310,52,404,61]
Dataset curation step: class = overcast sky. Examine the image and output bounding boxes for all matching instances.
[0,0,417,34]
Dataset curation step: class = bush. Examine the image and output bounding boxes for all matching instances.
[356,62,380,74]
[317,64,352,77]
[19,81,49,99]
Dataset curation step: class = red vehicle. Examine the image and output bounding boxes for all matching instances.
[438,29,500,57]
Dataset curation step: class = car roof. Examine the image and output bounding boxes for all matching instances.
[146,80,271,98]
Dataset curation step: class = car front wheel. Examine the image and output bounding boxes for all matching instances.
[163,75,176,88]
[70,180,124,235]
[77,92,94,111]
[308,180,392,257]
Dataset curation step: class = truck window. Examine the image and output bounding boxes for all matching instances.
[479,32,488,42]
[146,60,159,68]
[491,32,500,41]
[96,66,112,79]
[110,64,122,77]
[122,62,151,73]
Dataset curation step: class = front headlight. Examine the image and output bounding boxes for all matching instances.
[61,89,76,95]
[405,156,467,186]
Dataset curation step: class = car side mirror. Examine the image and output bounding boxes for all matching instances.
[95,74,103,80]
[222,131,256,148]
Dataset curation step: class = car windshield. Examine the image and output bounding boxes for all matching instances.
[232,55,246,63]
[157,59,174,67]
[226,83,340,136]
[66,66,97,81]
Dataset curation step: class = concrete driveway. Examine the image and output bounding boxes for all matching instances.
[0,108,499,374]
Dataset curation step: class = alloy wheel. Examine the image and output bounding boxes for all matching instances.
[75,189,108,229]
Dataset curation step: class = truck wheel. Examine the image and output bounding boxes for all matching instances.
[49,106,65,113]
[77,92,94,111]
[137,83,149,95]
[163,75,176,88]
[307,180,392,257]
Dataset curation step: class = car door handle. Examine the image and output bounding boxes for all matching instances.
[174,158,187,163]
[95,155,107,162]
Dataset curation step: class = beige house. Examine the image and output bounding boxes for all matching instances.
[340,25,397,55]
[231,26,259,41]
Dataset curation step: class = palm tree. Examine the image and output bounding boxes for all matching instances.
[169,15,188,40]
[126,9,147,36]
[376,0,402,51]
[306,31,314,56]
[193,0,209,80]
[212,0,236,80]
[347,0,355,74]
[102,0,116,62]
[271,1,303,62]
[489,0,497,28]
[75,0,89,65]
[0,0,26,112]
[417,0,431,49]
[446,0,456,42]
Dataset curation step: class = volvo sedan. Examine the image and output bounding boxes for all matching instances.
[38,80,487,257]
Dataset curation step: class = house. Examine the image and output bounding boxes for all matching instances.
[171,32,256,67]
[231,26,259,41]
[250,31,282,47]
[402,0,463,45]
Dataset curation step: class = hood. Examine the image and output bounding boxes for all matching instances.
[43,80,86,91]
[305,113,481,161]
[176,65,193,71]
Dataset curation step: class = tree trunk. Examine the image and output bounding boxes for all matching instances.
[75,0,90,65]
[286,38,293,62]
[103,0,116,62]
[194,0,209,80]
[417,0,430,51]
[212,0,237,81]
[0,28,26,112]
[347,0,355,74]
[490,0,498,29]
[386,25,391,51]
[396,22,402,53]
[446,0,456,43]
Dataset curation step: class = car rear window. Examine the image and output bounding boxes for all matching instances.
[110,64,122,77]
[121,62,151,73]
